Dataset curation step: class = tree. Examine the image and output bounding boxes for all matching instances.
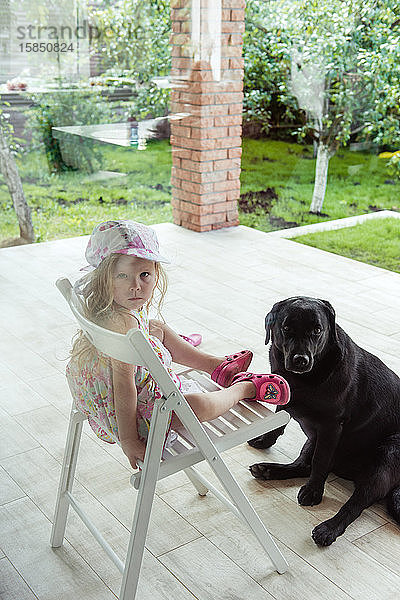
[88,0,171,83]
[248,0,400,213]
[0,107,34,243]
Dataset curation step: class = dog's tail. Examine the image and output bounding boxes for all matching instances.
[386,486,400,524]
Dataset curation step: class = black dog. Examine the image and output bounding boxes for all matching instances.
[249,296,400,546]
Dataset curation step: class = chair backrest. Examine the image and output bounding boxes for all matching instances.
[56,277,178,398]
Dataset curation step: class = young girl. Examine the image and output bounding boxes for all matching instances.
[66,220,290,469]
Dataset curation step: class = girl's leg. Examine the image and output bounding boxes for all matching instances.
[150,319,224,374]
[171,381,255,427]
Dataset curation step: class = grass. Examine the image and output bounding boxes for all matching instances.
[0,137,399,245]
[0,140,173,243]
[292,217,400,274]
[239,139,399,232]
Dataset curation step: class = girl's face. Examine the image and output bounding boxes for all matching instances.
[112,255,156,311]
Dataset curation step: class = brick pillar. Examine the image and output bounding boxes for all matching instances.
[170,0,245,232]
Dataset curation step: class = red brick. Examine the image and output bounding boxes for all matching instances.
[181,159,214,172]
[221,9,231,20]
[229,57,245,69]
[191,148,228,162]
[170,175,181,188]
[214,179,240,193]
[221,45,243,58]
[213,136,242,149]
[212,218,239,229]
[227,33,243,46]
[223,0,246,8]
[170,33,190,46]
[171,155,181,168]
[186,222,213,232]
[184,116,214,128]
[170,124,191,138]
[171,8,190,21]
[214,92,243,104]
[189,105,227,116]
[228,103,244,115]
[213,158,239,170]
[214,115,242,126]
[227,209,239,220]
[182,180,214,194]
[171,197,181,209]
[227,168,241,180]
[226,189,241,201]
[189,70,214,82]
[228,125,242,137]
[170,0,187,8]
[230,8,245,21]
[172,166,192,181]
[172,22,181,33]
[180,92,215,105]
[191,170,228,184]
[221,21,245,34]
[181,20,191,33]
[171,147,192,160]
[191,126,229,139]
[228,147,242,158]
[171,57,192,70]
[211,199,238,213]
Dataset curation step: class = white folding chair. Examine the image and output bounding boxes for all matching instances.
[51,277,290,600]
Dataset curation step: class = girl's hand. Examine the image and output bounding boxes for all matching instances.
[121,438,146,470]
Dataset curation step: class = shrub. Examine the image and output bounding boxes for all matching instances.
[26,90,114,173]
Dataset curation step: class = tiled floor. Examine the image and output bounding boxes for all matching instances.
[0,223,399,600]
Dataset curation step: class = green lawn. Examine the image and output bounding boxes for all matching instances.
[292,218,400,274]
[1,137,399,245]
[0,140,173,243]
[239,139,399,232]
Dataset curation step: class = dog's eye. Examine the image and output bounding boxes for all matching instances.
[313,326,322,335]
[282,325,290,333]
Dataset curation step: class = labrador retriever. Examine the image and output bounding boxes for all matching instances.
[249,296,400,546]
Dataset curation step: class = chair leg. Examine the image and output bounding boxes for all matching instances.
[50,408,85,548]
[184,467,209,496]
[175,402,289,573]
[119,403,170,600]
[209,456,288,573]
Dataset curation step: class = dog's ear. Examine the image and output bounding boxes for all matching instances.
[318,299,339,344]
[264,311,275,345]
[265,297,298,345]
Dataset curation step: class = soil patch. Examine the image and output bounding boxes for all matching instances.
[269,216,299,229]
[238,187,278,214]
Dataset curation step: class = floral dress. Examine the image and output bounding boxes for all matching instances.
[66,307,182,444]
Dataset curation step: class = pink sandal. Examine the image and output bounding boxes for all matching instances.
[231,372,290,405]
[179,333,202,347]
[211,350,253,387]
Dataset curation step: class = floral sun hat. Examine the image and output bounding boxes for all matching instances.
[83,220,170,270]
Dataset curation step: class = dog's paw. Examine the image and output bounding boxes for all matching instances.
[249,463,274,480]
[297,483,324,506]
[248,428,284,449]
[312,521,339,546]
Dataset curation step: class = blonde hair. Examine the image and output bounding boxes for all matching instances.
[70,253,168,367]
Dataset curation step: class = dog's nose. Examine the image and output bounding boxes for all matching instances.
[293,354,310,369]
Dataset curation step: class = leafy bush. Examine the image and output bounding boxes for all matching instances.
[89,0,171,83]
[387,151,400,180]
[26,90,114,173]
[243,1,304,138]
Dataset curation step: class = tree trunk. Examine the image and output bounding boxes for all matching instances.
[309,141,333,214]
[0,127,35,243]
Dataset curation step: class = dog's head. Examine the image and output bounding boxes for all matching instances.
[265,296,341,374]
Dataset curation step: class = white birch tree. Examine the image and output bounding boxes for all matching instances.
[249,0,400,214]
[0,109,35,243]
